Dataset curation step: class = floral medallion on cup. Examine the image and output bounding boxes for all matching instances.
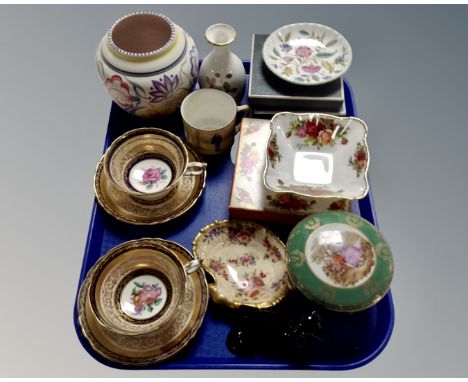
[128,158,172,194]
[120,274,168,320]
[193,220,290,309]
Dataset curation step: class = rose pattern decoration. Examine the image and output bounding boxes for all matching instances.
[266,192,315,211]
[239,142,259,180]
[236,273,266,299]
[228,254,257,267]
[286,116,348,149]
[141,167,168,190]
[131,282,163,315]
[328,199,347,211]
[196,221,288,307]
[227,222,257,246]
[235,187,254,205]
[262,237,283,263]
[267,133,282,168]
[348,142,368,177]
[105,75,133,109]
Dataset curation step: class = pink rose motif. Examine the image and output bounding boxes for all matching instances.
[105,75,133,109]
[295,46,313,58]
[236,231,251,244]
[132,283,162,314]
[317,129,333,145]
[301,65,321,74]
[241,255,251,266]
[297,127,307,137]
[238,275,265,292]
[142,167,161,184]
[140,284,161,305]
[209,259,223,273]
[342,245,363,267]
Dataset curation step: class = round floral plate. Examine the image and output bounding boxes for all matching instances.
[94,145,206,225]
[262,23,352,86]
[193,220,290,309]
[77,239,209,366]
[286,211,393,312]
[264,112,369,200]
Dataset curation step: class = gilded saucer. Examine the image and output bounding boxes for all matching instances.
[94,146,206,225]
[77,239,209,366]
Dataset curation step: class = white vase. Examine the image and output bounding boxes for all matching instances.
[96,12,198,118]
[199,24,246,103]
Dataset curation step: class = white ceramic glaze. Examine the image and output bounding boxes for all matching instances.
[96,12,199,118]
[264,112,369,200]
[262,23,352,86]
[199,23,246,102]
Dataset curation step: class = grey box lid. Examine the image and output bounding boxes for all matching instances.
[248,34,344,110]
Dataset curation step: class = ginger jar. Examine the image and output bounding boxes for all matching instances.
[96,12,199,118]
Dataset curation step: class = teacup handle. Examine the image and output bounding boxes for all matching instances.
[185,161,207,176]
[184,259,201,274]
[234,104,251,133]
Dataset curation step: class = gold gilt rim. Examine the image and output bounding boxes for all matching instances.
[192,219,292,310]
[93,144,206,225]
[76,238,209,366]
[263,112,370,201]
[86,239,185,336]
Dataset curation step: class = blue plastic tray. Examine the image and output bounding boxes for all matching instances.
[74,62,394,370]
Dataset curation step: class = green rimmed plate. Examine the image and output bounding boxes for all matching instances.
[286,211,393,312]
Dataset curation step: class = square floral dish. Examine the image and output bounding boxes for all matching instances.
[264,112,369,200]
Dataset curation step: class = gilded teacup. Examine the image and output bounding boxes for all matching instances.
[103,127,206,202]
[87,238,201,336]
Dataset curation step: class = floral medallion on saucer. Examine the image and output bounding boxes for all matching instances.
[262,23,352,86]
[94,146,206,225]
[193,220,290,309]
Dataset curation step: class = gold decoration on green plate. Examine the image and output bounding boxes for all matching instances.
[288,249,306,268]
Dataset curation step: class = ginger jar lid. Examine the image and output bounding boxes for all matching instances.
[286,211,393,312]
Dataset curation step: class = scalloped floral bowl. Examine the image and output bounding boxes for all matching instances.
[264,112,369,200]
[262,23,352,86]
[192,220,290,309]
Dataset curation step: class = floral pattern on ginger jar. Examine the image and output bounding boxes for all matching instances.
[96,12,199,118]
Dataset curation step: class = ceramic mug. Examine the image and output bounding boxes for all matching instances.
[88,239,201,336]
[181,88,250,155]
[103,127,206,202]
